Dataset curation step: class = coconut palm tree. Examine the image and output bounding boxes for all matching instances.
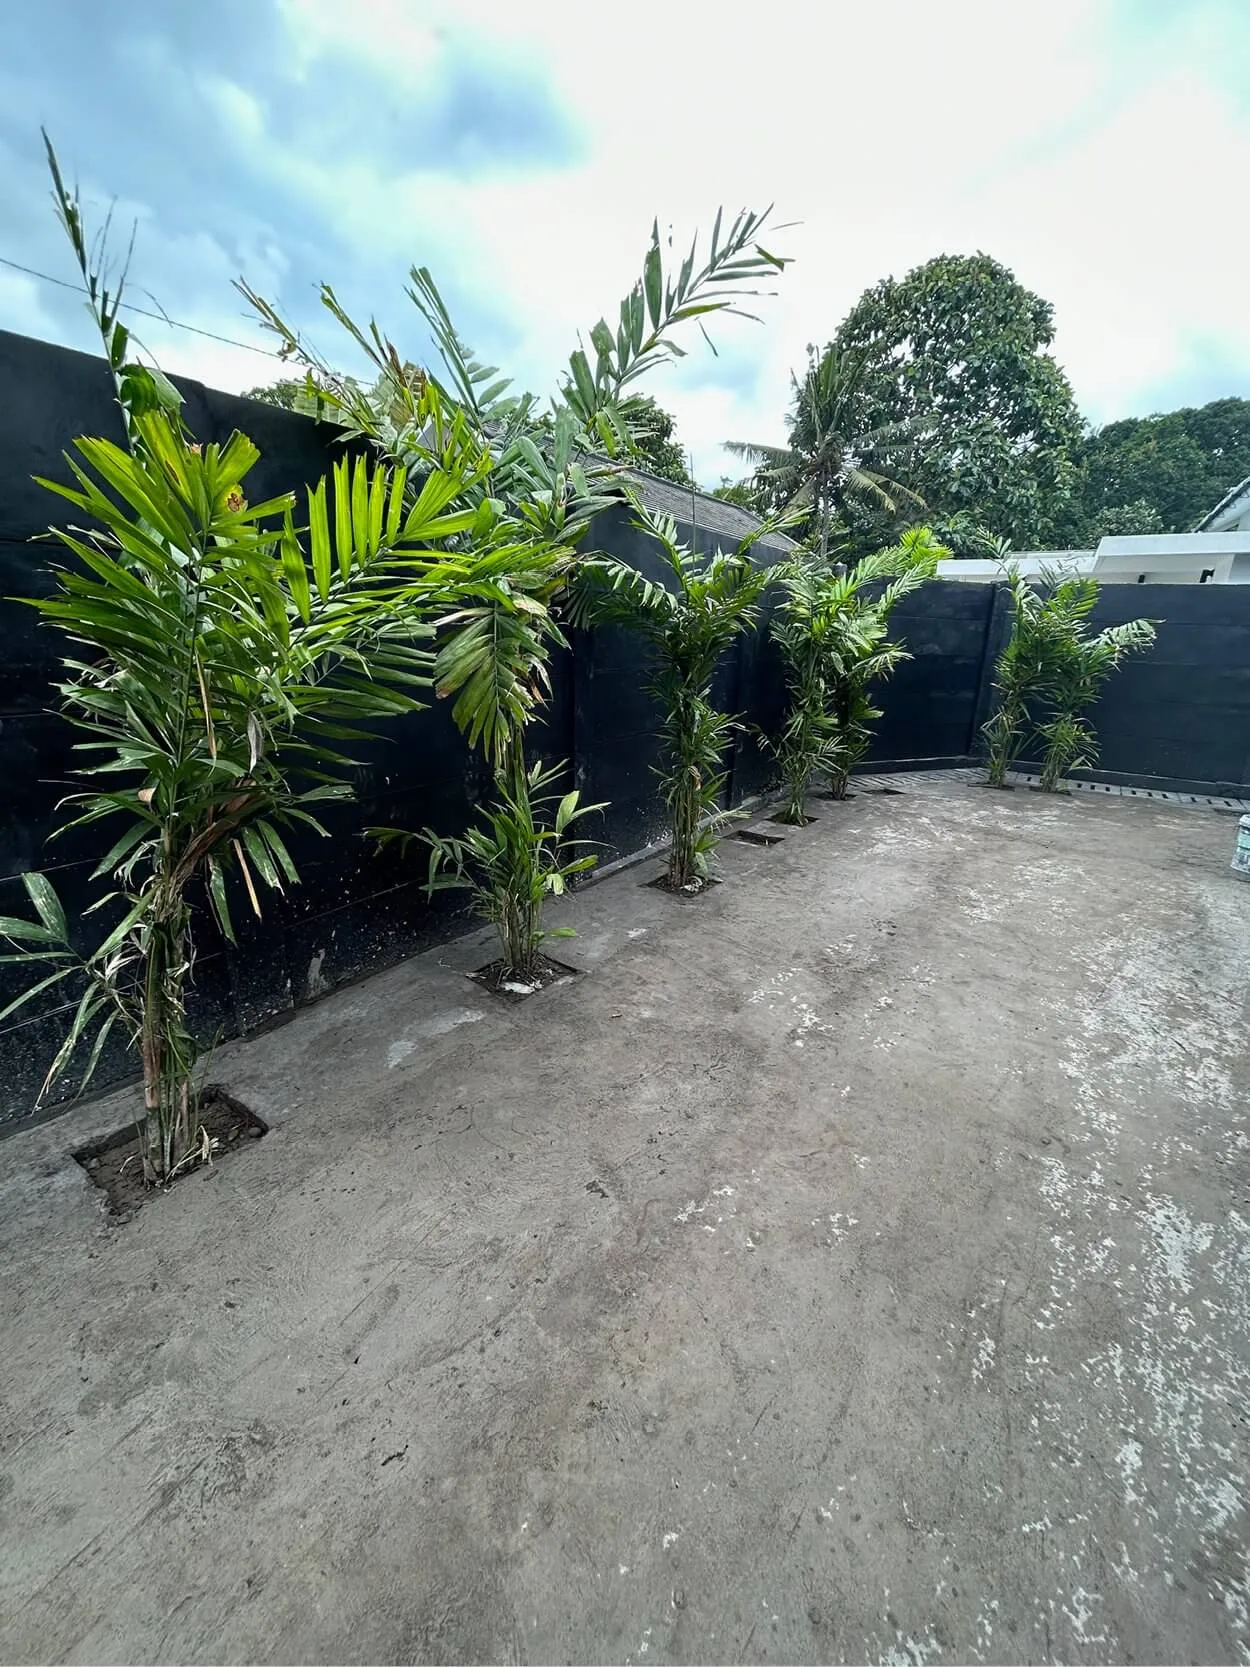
[725,342,924,562]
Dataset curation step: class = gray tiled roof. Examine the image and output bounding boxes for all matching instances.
[614,464,796,555]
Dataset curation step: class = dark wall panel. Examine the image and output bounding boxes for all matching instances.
[0,334,789,1131]
[868,582,995,764]
[1018,586,1250,795]
[5,328,1250,1134]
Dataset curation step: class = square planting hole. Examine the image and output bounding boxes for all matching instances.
[769,812,818,826]
[73,1087,267,1216]
[645,872,722,898]
[468,955,580,999]
[735,824,785,845]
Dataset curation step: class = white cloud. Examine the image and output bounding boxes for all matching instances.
[0,267,59,342]
[320,0,1250,480]
[5,0,1247,487]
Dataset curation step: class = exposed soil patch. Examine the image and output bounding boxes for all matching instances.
[469,955,579,999]
[647,873,722,899]
[735,826,785,846]
[73,1087,267,1216]
[769,812,818,827]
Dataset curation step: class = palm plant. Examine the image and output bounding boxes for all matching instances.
[726,342,924,563]
[1035,578,1156,791]
[384,760,604,986]
[240,206,791,541]
[981,566,1054,787]
[814,528,947,797]
[981,569,1156,790]
[43,130,186,449]
[0,411,491,1181]
[571,506,784,890]
[763,563,848,823]
[241,206,793,932]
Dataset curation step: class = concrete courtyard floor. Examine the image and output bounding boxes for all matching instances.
[1,776,1248,1666]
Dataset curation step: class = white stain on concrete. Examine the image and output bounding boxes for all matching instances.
[675,1185,736,1230]
[879,1629,941,1666]
[1142,1196,1214,1293]
[1115,1438,1143,1505]
[972,1335,996,1382]
[387,1007,485,1068]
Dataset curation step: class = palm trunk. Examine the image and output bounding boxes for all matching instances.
[496,726,542,979]
[668,768,700,888]
[983,696,1023,788]
[826,683,852,799]
[140,913,193,1183]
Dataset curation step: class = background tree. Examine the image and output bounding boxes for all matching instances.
[710,476,764,509]
[241,378,307,410]
[834,253,1084,548]
[1087,499,1165,540]
[619,394,693,484]
[1061,397,1250,539]
[725,342,922,561]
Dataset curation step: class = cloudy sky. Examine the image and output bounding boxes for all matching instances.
[2,0,1248,484]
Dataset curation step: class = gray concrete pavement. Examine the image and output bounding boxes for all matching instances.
[1,778,1247,1664]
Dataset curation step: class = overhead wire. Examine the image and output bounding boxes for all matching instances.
[0,252,287,360]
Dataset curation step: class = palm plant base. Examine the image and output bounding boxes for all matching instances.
[73,1087,266,1216]
[648,873,722,898]
[469,955,579,998]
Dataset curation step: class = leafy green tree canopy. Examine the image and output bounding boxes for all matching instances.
[834,253,1084,548]
[618,394,693,484]
[1087,499,1165,540]
[1067,398,1250,537]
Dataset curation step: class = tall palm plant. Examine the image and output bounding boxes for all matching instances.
[1036,578,1156,791]
[726,343,924,563]
[814,528,947,797]
[981,569,1156,790]
[981,566,1054,787]
[241,206,794,935]
[571,506,785,891]
[764,563,848,823]
[0,412,490,1181]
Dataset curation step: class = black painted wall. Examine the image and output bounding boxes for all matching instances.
[1018,585,1250,796]
[4,328,1250,1133]
[0,332,797,1131]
